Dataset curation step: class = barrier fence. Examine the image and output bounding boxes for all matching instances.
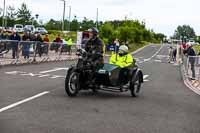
[0,40,80,66]
[183,55,200,81]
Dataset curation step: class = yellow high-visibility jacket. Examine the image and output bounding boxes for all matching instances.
[67,38,73,46]
[109,53,134,68]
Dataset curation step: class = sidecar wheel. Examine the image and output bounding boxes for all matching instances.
[130,74,142,97]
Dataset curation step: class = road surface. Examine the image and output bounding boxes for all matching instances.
[0,44,200,133]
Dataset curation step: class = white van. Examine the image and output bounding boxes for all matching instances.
[24,25,35,33]
[14,24,24,33]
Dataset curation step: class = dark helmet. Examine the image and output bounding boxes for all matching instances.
[88,27,99,36]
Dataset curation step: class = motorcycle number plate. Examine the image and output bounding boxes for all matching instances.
[98,69,106,74]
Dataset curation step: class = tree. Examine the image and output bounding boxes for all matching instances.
[7,6,17,19]
[173,25,196,40]
[80,17,95,31]
[5,6,17,27]
[70,16,79,31]
[45,19,62,30]
[99,22,115,44]
[16,3,32,25]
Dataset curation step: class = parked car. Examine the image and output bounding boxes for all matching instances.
[5,27,13,33]
[188,40,196,45]
[14,24,24,33]
[24,25,35,33]
[35,27,48,35]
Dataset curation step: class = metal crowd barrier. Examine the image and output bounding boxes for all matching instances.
[0,40,79,66]
[183,56,200,81]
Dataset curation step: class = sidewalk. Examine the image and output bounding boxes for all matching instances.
[181,63,200,95]
[0,51,78,66]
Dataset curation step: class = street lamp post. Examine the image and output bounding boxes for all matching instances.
[2,0,6,28]
[60,0,66,31]
[96,8,98,28]
[68,5,71,31]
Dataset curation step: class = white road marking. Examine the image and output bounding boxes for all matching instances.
[138,61,144,64]
[144,59,151,62]
[156,55,169,58]
[38,74,50,78]
[5,71,26,75]
[40,68,69,74]
[136,45,164,63]
[20,73,42,77]
[50,75,66,79]
[143,75,149,80]
[0,91,49,113]
[154,60,162,62]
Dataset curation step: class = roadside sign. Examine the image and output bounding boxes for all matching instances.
[77,32,83,46]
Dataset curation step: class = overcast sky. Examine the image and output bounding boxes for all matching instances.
[1,0,200,37]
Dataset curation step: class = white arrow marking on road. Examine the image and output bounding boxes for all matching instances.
[0,91,49,113]
[143,75,149,79]
[143,75,149,82]
[40,68,69,74]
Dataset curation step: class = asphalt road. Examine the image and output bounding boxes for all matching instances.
[0,44,200,133]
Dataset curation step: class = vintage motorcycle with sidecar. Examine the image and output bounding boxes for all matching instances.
[65,49,144,97]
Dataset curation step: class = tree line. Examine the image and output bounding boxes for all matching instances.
[0,2,166,44]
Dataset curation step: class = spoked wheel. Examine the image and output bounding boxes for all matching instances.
[65,71,80,97]
[130,74,142,97]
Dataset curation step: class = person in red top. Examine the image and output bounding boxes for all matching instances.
[181,41,187,50]
[43,34,49,42]
[54,34,63,53]
[55,34,62,43]
[43,34,50,54]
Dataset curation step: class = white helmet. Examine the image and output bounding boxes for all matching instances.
[119,45,129,54]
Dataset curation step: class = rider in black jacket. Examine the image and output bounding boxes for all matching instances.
[85,27,104,63]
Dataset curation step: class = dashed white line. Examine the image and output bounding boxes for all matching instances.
[0,91,50,113]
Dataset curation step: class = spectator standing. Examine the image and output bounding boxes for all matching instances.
[43,34,50,55]
[0,30,8,54]
[55,34,63,53]
[184,44,196,80]
[10,30,21,59]
[0,30,9,40]
[22,32,31,59]
[113,38,120,53]
[168,46,173,63]
[35,33,43,57]
[66,37,73,55]
[43,34,49,42]
[55,34,62,43]
[172,48,177,62]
